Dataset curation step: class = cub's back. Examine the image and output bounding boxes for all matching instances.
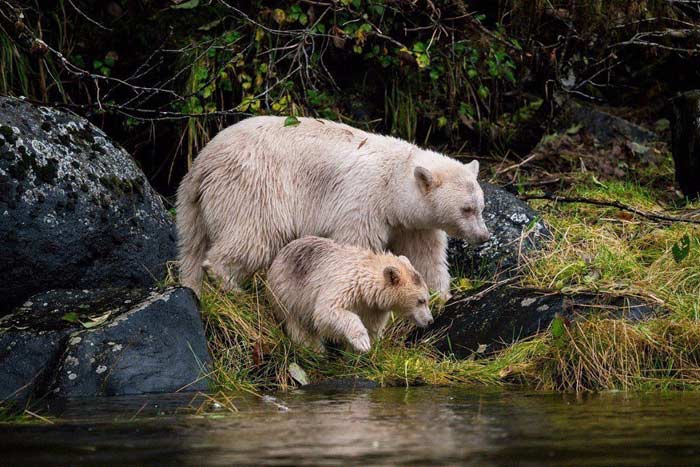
[268,236,350,286]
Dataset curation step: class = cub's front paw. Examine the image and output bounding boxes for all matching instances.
[348,331,371,353]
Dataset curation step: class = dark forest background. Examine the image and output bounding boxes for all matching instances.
[2,0,699,197]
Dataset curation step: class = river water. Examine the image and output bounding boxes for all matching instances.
[2,386,699,466]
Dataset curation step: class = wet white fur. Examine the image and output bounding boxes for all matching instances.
[266,236,432,353]
[176,116,489,297]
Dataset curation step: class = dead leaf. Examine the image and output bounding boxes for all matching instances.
[252,341,264,366]
[289,362,309,386]
[81,311,112,329]
[616,211,634,221]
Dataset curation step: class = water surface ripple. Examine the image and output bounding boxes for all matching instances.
[2,387,699,466]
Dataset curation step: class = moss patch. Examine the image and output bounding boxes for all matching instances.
[522,180,700,318]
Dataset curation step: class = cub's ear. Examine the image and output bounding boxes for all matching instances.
[414,166,434,193]
[383,266,401,286]
[467,160,480,176]
[398,255,411,265]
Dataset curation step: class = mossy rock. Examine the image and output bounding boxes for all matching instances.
[0,97,176,313]
[411,284,657,358]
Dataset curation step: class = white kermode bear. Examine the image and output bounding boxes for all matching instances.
[176,116,490,298]
[266,236,432,352]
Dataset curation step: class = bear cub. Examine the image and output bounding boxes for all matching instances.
[266,236,433,353]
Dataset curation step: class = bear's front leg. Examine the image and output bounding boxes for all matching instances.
[313,306,371,353]
[389,229,452,301]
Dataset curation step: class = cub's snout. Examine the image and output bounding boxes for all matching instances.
[410,306,434,328]
[472,227,491,245]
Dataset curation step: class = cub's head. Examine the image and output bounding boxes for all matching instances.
[413,158,490,245]
[382,256,433,328]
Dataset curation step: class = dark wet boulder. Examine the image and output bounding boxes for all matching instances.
[0,287,210,399]
[411,285,656,358]
[670,90,700,199]
[0,97,176,313]
[447,183,549,279]
[558,99,657,145]
[0,326,67,401]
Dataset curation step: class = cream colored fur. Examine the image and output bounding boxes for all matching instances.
[176,116,490,297]
[266,236,432,353]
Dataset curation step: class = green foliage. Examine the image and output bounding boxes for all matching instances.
[172,0,200,9]
[61,312,79,323]
[0,0,536,176]
[0,30,30,96]
[283,116,300,127]
[92,52,117,77]
[672,234,692,264]
[550,315,565,339]
[385,82,417,142]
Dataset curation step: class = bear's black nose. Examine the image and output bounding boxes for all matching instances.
[475,231,491,245]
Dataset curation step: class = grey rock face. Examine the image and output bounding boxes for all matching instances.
[0,287,210,399]
[411,285,656,358]
[0,97,176,313]
[447,183,549,279]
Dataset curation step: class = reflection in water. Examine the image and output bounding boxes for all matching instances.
[2,387,700,466]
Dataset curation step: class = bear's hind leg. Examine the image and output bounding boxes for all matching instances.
[204,241,257,292]
[204,258,248,293]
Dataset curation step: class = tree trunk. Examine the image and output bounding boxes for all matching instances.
[671,91,700,200]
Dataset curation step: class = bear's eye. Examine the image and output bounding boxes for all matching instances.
[461,207,475,216]
[417,298,426,306]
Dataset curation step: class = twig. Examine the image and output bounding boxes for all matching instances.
[67,0,111,31]
[448,277,518,307]
[24,410,54,424]
[514,177,562,188]
[496,152,540,175]
[520,194,700,225]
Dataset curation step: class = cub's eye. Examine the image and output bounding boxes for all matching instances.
[417,298,427,306]
[461,207,475,216]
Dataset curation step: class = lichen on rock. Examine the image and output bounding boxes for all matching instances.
[447,182,549,279]
[0,97,177,313]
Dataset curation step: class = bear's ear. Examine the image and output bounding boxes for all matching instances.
[414,166,434,193]
[467,160,480,177]
[383,266,401,286]
[398,255,411,265]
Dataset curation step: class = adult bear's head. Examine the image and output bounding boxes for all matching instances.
[412,155,490,245]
